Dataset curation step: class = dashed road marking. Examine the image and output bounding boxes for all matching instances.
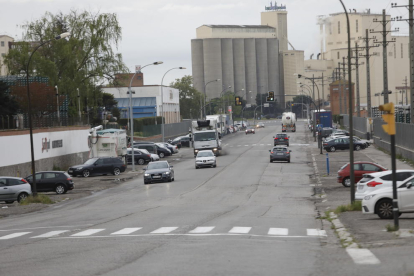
[71,229,105,237]
[31,230,69,238]
[189,227,215,234]
[306,229,327,237]
[268,228,289,236]
[0,232,31,240]
[111,228,142,235]
[151,227,178,234]
[346,248,381,265]
[229,227,252,234]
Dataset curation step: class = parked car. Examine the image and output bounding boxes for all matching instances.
[331,129,349,136]
[179,135,191,147]
[320,127,334,138]
[134,143,157,155]
[126,148,152,165]
[143,161,175,184]
[25,171,74,194]
[163,143,178,154]
[140,149,160,161]
[337,161,387,187]
[354,136,370,147]
[68,157,126,178]
[323,137,366,152]
[245,127,255,134]
[169,137,182,148]
[195,150,217,169]
[0,177,32,203]
[269,146,292,163]
[355,170,414,200]
[155,144,171,158]
[362,176,414,219]
[273,133,289,146]
[256,122,265,128]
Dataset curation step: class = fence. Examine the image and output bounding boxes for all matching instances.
[373,117,414,161]
[0,114,91,130]
[341,114,370,139]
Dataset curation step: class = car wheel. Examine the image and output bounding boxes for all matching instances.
[138,158,145,165]
[159,152,165,158]
[375,199,394,219]
[270,159,273,163]
[5,201,14,204]
[287,159,290,163]
[195,165,199,169]
[172,176,175,182]
[55,184,66,194]
[342,177,351,187]
[83,170,90,177]
[113,167,121,176]
[355,145,361,151]
[287,144,289,147]
[17,192,28,203]
[330,146,336,152]
[213,163,217,168]
[168,177,172,182]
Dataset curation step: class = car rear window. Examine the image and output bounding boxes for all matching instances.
[276,134,287,138]
[380,174,393,181]
[273,147,287,152]
[360,174,376,183]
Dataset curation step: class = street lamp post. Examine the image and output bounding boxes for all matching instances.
[128,61,163,171]
[161,67,186,143]
[253,105,263,127]
[77,88,81,123]
[26,32,70,196]
[55,85,60,126]
[220,86,232,114]
[204,79,220,118]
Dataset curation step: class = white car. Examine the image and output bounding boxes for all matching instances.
[0,177,32,203]
[355,170,414,200]
[362,176,414,219]
[195,150,216,169]
[165,143,179,153]
[139,149,160,161]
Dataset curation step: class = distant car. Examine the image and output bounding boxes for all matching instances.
[140,149,160,161]
[362,176,414,219]
[273,133,289,146]
[337,161,387,187]
[277,115,282,119]
[68,157,126,177]
[143,161,174,184]
[155,144,171,158]
[169,137,182,149]
[25,171,74,194]
[256,122,265,128]
[126,148,152,165]
[269,146,292,163]
[245,127,255,134]
[321,127,334,138]
[355,170,414,200]
[0,177,32,203]
[164,143,178,154]
[331,130,349,136]
[179,136,191,147]
[195,150,217,169]
[134,143,157,155]
[323,137,366,152]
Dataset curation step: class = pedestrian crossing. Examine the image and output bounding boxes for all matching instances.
[0,226,327,241]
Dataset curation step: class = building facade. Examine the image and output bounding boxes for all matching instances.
[0,35,14,76]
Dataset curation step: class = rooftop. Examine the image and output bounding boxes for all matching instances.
[202,25,275,29]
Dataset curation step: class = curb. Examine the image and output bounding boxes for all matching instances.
[328,212,359,248]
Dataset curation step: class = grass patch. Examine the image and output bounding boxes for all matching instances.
[385,224,399,232]
[334,201,362,214]
[20,194,54,205]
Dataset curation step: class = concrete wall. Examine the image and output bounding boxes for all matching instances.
[191,39,205,98]
[221,38,235,96]
[233,39,246,100]
[203,39,223,99]
[261,11,288,52]
[196,25,276,39]
[267,38,279,97]
[0,127,90,177]
[256,38,269,99]
[244,38,258,104]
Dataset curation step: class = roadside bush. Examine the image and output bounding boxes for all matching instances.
[334,201,362,214]
[20,194,54,205]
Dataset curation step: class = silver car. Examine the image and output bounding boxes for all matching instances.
[195,150,217,169]
[0,177,32,203]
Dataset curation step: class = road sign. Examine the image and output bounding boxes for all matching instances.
[246,104,252,108]
[228,106,232,112]
[264,103,269,107]
[135,65,141,72]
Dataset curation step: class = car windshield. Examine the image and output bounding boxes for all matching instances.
[84,158,98,165]
[197,151,214,157]
[276,134,286,138]
[194,132,216,141]
[273,147,287,152]
[147,162,169,170]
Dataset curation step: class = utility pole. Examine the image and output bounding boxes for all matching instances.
[338,63,343,114]
[393,1,414,123]
[351,42,364,117]
[321,72,324,107]
[359,29,378,117]
[371,9,398,104]
[405,76,409,105]
[342,57,348,114]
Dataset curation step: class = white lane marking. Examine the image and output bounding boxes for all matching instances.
[346,248,381,265]
[0,232,31,240]
[151,227,178,234]
[268,228,289,236]
[267,144,271,146]
[245,145,249,146]
[71,229,105,237]
[229,227,251,234]
[31,230,69,238]
[111,228,142,235]
[260,144,264,146]
[306,229,327,237]
[189,227,215,234]
[0,224,93,232]
[253,144,257,146]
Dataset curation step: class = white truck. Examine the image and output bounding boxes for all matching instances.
[206,114,228,137]
[191,120,222,157]
[89,126,127,161]
[282,112,296,132]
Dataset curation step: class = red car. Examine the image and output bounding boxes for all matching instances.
[337,161,387,187]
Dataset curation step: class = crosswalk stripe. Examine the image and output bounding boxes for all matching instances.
[0,232,31,240]
[71,229,105,237]
[229,227,251,234]
[306,229,327,236]
[245,145,249,146]
[267,144,271,146]
[268,228,288,236]
[151,227,178,234]
[346,248,380,265]
[111,228,142,235]
[31,230,69,238]
[189,227,215,234]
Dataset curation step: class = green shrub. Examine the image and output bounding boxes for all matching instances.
[20,195,54,205]
[334,201,362,214]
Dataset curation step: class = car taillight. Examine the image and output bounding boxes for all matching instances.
[21,178,27,183]
[67,178,72,181]
[285,138,288,140]
[275,138,278,140]
[286,152,289,154]
[271,152,274,154]
[323,143,328,146]
[367,181,382,187]
[148,155,151,157]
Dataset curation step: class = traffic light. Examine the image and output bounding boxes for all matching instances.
[266,91,275,102]
[379,102,395,135]
[235,96,242,106]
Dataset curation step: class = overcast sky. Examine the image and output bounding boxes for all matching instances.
[0,0,407,86]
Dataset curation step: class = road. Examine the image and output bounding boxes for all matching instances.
[0,121,327,276]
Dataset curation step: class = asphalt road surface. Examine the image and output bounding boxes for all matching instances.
[0,121,330,276]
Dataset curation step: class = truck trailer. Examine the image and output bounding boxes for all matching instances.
[281,112,296,132]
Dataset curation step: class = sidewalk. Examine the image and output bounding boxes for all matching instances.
[310,138,414,248]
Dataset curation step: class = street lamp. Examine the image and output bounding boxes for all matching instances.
[55,85,60,126]
[128,61,163,171]
[204,79,220,118]
[161,67,186,143]
[220,86,232,114]
[26,32,70,196]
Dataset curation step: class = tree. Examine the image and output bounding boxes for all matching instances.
[170,75,203,119]
[0,81,19,116]
[292,95,313,119]
[102,92,118,110]
[4,10,128,117]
